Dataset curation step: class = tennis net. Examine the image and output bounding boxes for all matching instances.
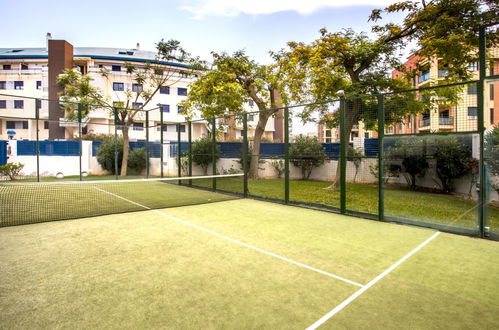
[0,174,244,227]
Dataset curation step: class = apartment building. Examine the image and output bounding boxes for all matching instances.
[391,51,499,134]
[0,38,280,142]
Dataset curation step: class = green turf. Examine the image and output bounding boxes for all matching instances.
[1,199,498,329]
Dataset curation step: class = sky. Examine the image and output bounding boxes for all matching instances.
[0,0,407,64]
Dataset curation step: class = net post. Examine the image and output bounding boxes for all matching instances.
[188,120,192,186]
[284,107,290,204]
[35,98,41,182]
[377,94,385,221]
[478,25,486,238]
[78,103,82,181]
[177,123,181,184]
[340,97,346,214]
[113,107,119,180]
[160,105,164,178]
[242,113,249,197]
[211,117,217,191]
[145,110,150,179]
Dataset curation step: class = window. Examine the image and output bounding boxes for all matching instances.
[364,132,370,138]
[36,81,42,89]
[21,64,28,70]
[132,84,143,92]
[113,82,124,91]
[6,121,28,129]
[112,65,121,72]
[160,86,170,94]
[98,64,104,68]
[132,122,144,131]
[325,130,331,137]
[177,87,187,96]
[468,107,478,118]
[491,84,494,100]
[249,100,254,106]
[177,105,185,114]
[3,64,11,70]
[468,62,479,71]
[132,102,143,109]
[325,138,331,143]
[249,114,254,121]
[44,121,49,129]
[14,100,24,109]
[467,83,477,94]
[0,100,5,108]
[491,108,494,125]
[177,124,186,133]
[160,104,170,113]
[0,81,5,89]
[14,81,23,90]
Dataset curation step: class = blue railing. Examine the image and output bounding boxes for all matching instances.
[418,71,430,83]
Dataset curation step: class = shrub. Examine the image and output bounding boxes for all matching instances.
[192,136,220,174]
[433,136,473,193]
[347,146,362,183]
[96,138,123,174]
[486,125,499,176]
[127,148,148,174]
[289,135,326,180]
[270,157,285,178]
[386,137,429,190]
[0,162,24,180]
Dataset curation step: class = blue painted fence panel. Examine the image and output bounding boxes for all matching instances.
[0,141,7,165]
[17,140,80,156]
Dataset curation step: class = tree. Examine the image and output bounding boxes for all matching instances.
[275,0,498,187]
[289,135,326,180]
[433,136,474,193]
[191,136,220,174]
[180,50,286,178]
[486,125,499,177]
[347,146,363,183]
[386,137,429,190]
[58,39,201,176]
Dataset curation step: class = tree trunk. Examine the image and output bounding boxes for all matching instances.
[326,99,359,189]
[249,112,269,178]
[120,122,130,176]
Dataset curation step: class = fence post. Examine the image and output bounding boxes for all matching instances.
[78,103,82,181]
[377,95,385,221]
[113,107,119,180]
[160,106,164,178]
[177,123,181,183]
[211,117,217,191]
[188,120,192,186]
[242,114,249,197]
[35,99,41,182]
[145,111,150,178]
[284,107,290,204]
[478,25,487,237]
[339,97,346,214]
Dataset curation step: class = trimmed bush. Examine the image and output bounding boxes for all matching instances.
[192,136,220,174]
[289,135,326,180]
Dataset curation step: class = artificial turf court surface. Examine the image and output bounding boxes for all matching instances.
[1,195,499,329]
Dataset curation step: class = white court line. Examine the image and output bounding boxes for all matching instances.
[94,187,364,288]
[306,231,441,330]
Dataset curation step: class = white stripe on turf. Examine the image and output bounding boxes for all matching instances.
[95,187,364,288]
[306,231,441,330]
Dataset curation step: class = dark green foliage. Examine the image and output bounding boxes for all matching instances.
[289,135,326,180]
[347,146,363,183]
[486,126,499,177]
[433,136,474,193]
[0,162,24,180]
[96,138,123,174]
[192,136,220,174]
[386,137,429,190]
[127,148,148,174]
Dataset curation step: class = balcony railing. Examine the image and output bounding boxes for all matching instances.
[439,116,453,125]
[418,71,430,83]
[419,118,431,127]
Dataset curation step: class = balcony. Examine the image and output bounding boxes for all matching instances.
[439,116,453,125]
[419,118,431,127]
[418,71,430,84]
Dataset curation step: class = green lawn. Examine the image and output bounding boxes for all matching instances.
[201,178,499,234]
[1,199,498,329]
